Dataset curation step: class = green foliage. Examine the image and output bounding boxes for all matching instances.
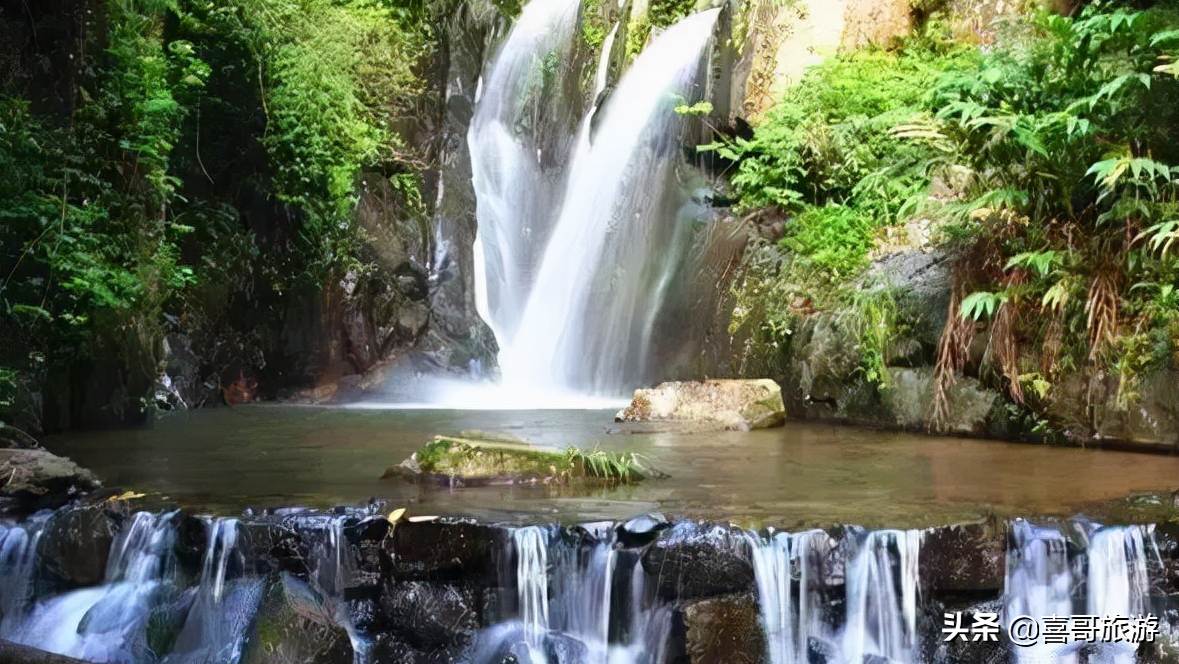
[923,2,1179,394]
[1,0,204,415]
[581,0,609,49]
[626,0,700,57]
[1,0,437,425]
[850,287,901,387]
[714,29,977,386]
[715,38,977,217]
[565,446,659,483]
[778,205,875,282]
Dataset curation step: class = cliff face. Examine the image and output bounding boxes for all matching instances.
[0,0,509,430]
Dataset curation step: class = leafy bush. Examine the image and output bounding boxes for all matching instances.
[917,3,1179,418]
[718,36,977,218]
[1,0,439,427]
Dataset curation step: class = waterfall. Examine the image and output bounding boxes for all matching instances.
[469,0,583,347]
[470,525,673,664]
[514,526,552,647]
[5,512,179,663]
[0,517,47,634]
[1005,520,1078,664]
[165,518,264,664]
[745,529,834,664]
[1086,525,1153,664]
[472,2,721,395]
[550,533,617,662]
[841,529,922,664]
[746,528,921,664]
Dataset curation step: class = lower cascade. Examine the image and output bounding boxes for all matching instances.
[0,507,1177,664]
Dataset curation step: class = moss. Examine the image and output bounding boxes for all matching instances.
[391,434,664,484]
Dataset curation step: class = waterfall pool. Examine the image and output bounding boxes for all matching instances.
[41,404,1179,526]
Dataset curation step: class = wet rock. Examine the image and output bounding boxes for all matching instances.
[368,634,458,664]
[36,505,119,589]
[680,593,765,664]
[0,640,95,664]
[919,523,1005,600]
[1045,370,1179,447]
[385,519,508,583]
[925,599,1010,664]
[241,573,354,664]
[541,632,590,664]
[617,513,671,548]
[0,448,101,516]
[174,514,209,578]
[290,383,340,404]
[641,522,755,601]
[615,379,786,431]
[378,581,480,649]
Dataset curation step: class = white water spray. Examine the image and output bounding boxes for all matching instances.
[472,5,720,395]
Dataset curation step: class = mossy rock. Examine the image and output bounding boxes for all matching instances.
[383,434,665,485]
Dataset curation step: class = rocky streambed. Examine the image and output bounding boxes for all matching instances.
[1,498,1179,664]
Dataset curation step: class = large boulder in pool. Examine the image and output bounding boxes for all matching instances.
[615,379,786,431]
[384,434,665,485]
[0,448,101,516]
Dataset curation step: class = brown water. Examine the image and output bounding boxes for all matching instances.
[44,404,1179,527]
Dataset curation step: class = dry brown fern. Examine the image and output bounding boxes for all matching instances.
[929,276,975,432]
[983,269,1027,403]
[1085,265,1120,363]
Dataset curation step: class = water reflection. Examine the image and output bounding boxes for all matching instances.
[44,405,1179,526]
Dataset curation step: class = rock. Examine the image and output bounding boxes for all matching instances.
[617,513,671,548]
[615,379,786,431]
[0,640,95,664]
[1045,369,1179,447]
[641,522,755,601]
[395,302,430,340]
[681,593,765,664]
[925,599,1010,664]
[290,383,339,404]
[378,581,480,649]
[919,523,1005,601]
[0,448,101,516]
[36,505,119,590]
[385,519,508,583]
[241,573,354,664]
[880,368,1000,435]
[386,435,664,485]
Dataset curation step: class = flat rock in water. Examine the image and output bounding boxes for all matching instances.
[0,448,101,515]
[614,379,786,431]
[384,434,665,485]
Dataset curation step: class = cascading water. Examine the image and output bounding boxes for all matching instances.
[841,529,922,664]
[473,525,672,664]
[5,512,179,663]
[744,529,835,664]
[471,2,721,396]
[469,0,584,347]
[550,528,617,662]
[1005,521,1078,664]
[1087,526,1153,664]
[514,526,552,648]
[746,528,922,664]
[164,518,263,664]
[0,516,47,634]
